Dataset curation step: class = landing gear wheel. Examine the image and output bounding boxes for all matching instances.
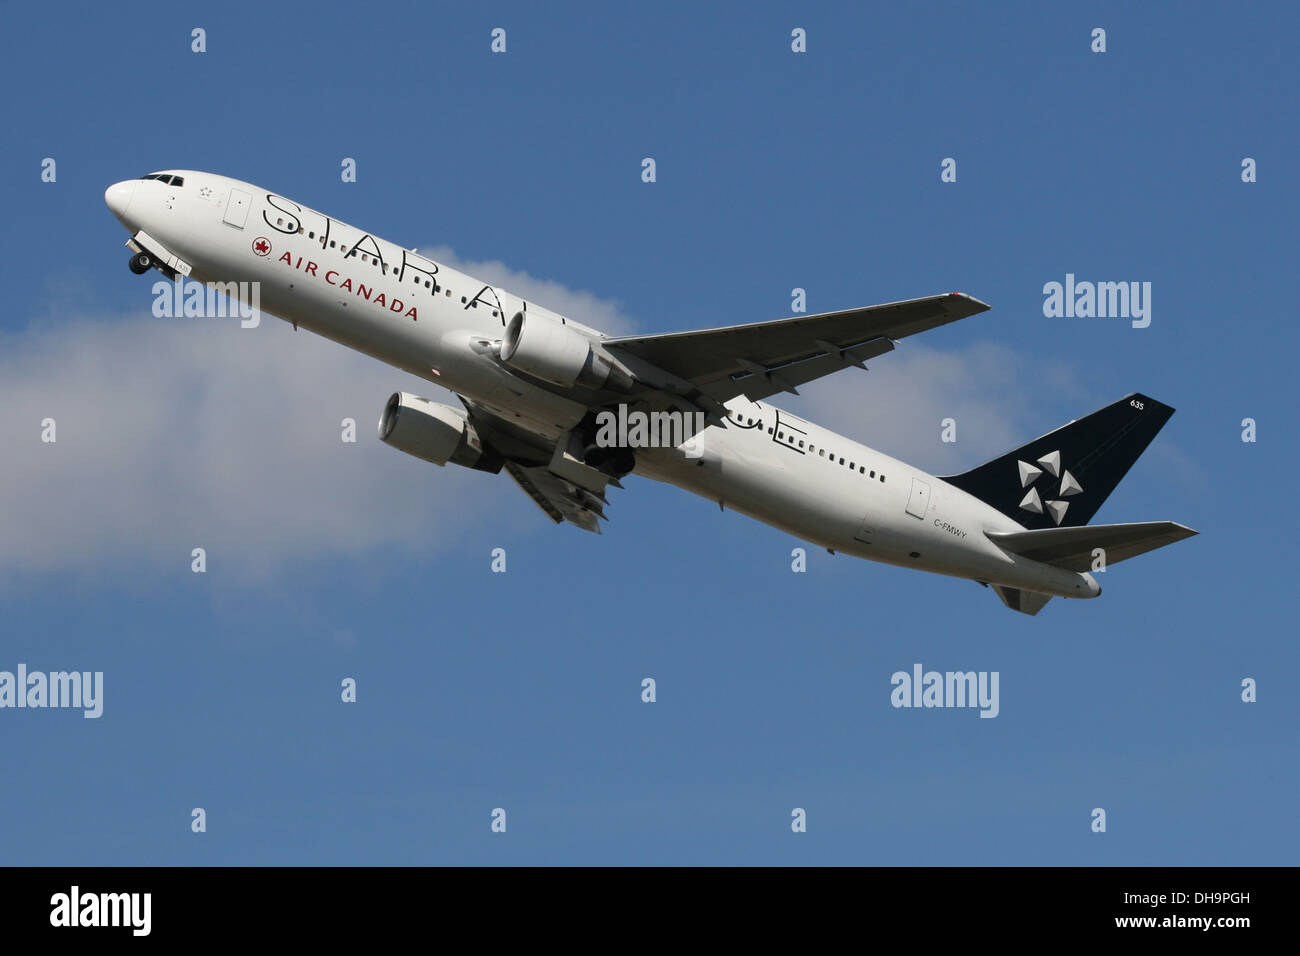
[128,251,152,275]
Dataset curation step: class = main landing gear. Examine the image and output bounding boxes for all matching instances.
[128,251,153,275]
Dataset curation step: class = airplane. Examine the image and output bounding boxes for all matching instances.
[104,170,1197,615]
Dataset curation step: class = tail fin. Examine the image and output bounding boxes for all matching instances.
[941,393,1174,529]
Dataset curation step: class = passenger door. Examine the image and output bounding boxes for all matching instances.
[223,188,251,228]
[905,478,931,519]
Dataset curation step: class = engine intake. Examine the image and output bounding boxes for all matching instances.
[377,392,501,472]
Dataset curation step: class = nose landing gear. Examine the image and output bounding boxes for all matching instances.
[128,251,153,275]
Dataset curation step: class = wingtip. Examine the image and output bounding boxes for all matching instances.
[951,292,992,312]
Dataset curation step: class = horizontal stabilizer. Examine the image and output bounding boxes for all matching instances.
[986,521,1198,572]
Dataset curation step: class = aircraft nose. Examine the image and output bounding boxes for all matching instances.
[105,180,136,221]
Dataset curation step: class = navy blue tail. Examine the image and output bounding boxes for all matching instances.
[941,394,1174,530]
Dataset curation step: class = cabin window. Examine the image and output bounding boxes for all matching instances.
[838,457,844,465]
[880,475,886,482]
[849,462,855,469]
[870,470,875,478]
[461,296,467,303]
[819,449,825,457]
[329,240,336,248]
[767,428,772,434]
[798,441,804,448]
[308,231,315,239]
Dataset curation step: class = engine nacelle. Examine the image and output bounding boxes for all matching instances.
[500,311,632,391]
[377,392,501,472]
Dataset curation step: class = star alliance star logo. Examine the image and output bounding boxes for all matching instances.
[1015,450,1082,525]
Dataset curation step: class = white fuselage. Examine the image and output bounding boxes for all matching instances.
[104,171,1099,600]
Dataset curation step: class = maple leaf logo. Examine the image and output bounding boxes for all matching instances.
[252,237,271,256]
[1015,450,1083,525]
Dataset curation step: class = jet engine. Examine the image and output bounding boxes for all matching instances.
[499,311,633,391]
[377,392,502,473]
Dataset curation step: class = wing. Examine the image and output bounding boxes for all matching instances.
[504,462,608,533]
[460,397,616,534]
[606,292,990,403]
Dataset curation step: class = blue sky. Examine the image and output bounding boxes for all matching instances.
[0,0,1295,864]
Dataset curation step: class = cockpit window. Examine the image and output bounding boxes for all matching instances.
[140,173,183,186]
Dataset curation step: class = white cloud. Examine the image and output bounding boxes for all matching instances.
[0,314,476,582]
